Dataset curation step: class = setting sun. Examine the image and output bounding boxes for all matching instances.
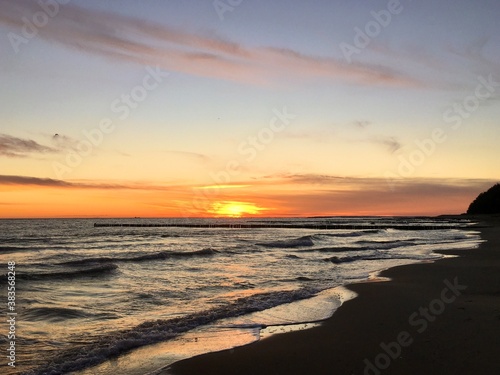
[208,201,265,217]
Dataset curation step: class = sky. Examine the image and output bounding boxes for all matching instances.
[0,0,499,218]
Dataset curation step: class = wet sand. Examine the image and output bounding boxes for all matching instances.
[168,217,500,375]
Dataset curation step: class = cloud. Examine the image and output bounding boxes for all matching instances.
[191,173,497,215]
[347,121,402,153]
[0,0,422,88]
[1,173,495,216]
[165,150,211,163]
[368,136,402,153]
[265,173,352,186]
[260,173,494,192]
[48,133,80,149]
[448,37,500,75]
[0,134,57,157]
[279,123,401,153]
[280,128,336,143]
[0,175,138,189]
[352,120,371,129]
[0,175,73,187]
[367,37,500,92]
[195,184,250,190]
[0,174,185,191]
[234,174,496,215]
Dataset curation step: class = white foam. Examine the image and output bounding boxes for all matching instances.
[74,326,259,375]
[73,286,358,375]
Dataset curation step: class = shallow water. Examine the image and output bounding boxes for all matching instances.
[0,217,480,374]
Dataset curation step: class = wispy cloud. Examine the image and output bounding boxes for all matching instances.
[265,173,353,186]
[0,175,72,187]
[0,175,110,188]
[0,134,57,157]
[0,0,421,88]
[165,150,211,163]
[48,133,80,149]
[367,136,402,153]
[279,123,401,154]
[195,184,249,190]
[352,120,371,129]
[448,37,500,75]
[259,173,493,192]
[280,128,336,143]
[224,174,496,215]
[370,37,500,91]
[347,122,403,154]
[262,182,488,216]
[0,174,182,191]
[0,175,163,190]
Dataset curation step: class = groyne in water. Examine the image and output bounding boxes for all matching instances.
[93,223,469,230]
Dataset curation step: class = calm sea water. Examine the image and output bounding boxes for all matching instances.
[0,217,481,375]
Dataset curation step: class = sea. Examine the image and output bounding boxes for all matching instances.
[0,217,482,375]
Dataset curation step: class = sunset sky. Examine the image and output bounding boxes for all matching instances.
[1,0,499,218]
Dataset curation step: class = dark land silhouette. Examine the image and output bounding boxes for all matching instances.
[467,183,500,214]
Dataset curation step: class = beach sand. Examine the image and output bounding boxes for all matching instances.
[168,217,500,375]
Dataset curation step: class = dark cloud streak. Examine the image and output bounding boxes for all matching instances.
[0,134,57,158]
[0,175,175,191]
[0,175,73,187]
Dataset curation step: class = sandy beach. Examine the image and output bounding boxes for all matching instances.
[168,216,500,375]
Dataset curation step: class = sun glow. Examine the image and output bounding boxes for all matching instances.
[208,201,264,217]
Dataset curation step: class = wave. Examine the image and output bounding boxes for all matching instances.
[131,247,218,261]
[300,246,370,253]
[324,253,441,264]
[296,276,315,281]
[0,236,54,244]
[319,229,382,238]
[0,245,33,253]
[25,288,318,375]
[353,239,417,250]
[297,240,417,254]
[59,248,218,268]
[13,264,118,281]
[324,255,367,264]
[258,235,315,248]
[0,245,78,253]
[22,307,90,322]
[93,230,182,239]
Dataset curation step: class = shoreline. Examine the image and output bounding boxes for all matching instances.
[167,217,500,374]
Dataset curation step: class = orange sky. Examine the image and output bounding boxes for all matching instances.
[0,176,493,218]
[1,1,499,218]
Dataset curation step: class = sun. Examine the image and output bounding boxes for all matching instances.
[209,201,264,218]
